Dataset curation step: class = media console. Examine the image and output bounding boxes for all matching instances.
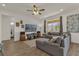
[26,32,37,40]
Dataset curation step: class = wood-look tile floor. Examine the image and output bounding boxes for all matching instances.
[0,39,79,56]
[2,40,49,56]
[68,43,79,56]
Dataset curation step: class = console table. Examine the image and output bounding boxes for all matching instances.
[20,32,26,41]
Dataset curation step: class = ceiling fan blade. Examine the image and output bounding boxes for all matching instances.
[39,12,42,15]
[39,9,45,11]
[32,13,34,15]
[33,5,37,8]
[27,10,32,11]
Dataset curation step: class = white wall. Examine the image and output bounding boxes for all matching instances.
[38,20,44,33]
[0,10,41,41]
[71,33,79,43]
[0,14,2,43]
[14,15,40,41]
[2,15,12,41]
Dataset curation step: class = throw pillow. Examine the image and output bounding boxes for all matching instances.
[54,37,62,46]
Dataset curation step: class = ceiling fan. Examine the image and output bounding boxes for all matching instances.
[27,5,45,15]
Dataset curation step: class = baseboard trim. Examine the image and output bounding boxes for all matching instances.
[71,42,79,45]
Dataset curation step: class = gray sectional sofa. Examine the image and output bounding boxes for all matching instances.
[36,35,70,56]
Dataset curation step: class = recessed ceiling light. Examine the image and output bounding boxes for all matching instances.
[2,4,6,7]
[60,9,63,12]
[10,22,14,25]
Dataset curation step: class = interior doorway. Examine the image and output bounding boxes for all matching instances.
[10,22,14,40]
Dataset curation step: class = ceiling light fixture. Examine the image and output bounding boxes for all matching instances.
[60,9,63,12]
[10,22,14,25]
[33,5,39,15]
[2,4,6,7]
[27,5,45,15]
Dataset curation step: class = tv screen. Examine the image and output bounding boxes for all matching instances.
[25,24,37,32]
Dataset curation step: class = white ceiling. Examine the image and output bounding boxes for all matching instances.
[0,3,79,19]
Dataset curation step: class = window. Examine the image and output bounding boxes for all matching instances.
[47,18,60,32]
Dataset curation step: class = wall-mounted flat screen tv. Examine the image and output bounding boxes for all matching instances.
[25,24,37,32]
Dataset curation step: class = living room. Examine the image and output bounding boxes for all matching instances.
[0,3,79,56]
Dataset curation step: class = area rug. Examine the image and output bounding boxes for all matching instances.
[24,39,36,48]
